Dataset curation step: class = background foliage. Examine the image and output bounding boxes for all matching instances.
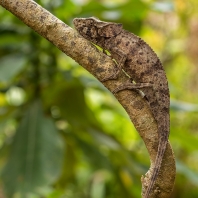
[0,0,198,197]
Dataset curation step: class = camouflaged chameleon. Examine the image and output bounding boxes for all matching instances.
[73,17,170,198]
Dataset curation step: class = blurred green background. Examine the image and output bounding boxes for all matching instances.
[0,0,198,197]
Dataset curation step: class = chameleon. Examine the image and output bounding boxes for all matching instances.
[73,17,170,198]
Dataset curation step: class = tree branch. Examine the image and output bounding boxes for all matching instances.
[0,0,175,197]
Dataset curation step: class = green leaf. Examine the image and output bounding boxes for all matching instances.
[119,0,148,20]
[74,132,112,169]
[177,161,198,183]
[0,54,26,83]
[1,100,64,197]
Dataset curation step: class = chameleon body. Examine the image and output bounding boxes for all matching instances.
[73,17,170,198]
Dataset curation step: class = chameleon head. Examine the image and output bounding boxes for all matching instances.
[73,17,123,42]
[73,17,99,41]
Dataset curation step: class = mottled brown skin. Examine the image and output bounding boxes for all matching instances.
[73,17,170,198]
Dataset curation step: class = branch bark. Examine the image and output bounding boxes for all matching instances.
[0,0,175,197]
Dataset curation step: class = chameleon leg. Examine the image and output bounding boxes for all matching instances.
[101,47,127,82]
[112,82,153,94]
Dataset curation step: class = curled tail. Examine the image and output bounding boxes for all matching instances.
[143,138,168,198]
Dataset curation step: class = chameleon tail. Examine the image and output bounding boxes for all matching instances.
[143,137,168,198]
